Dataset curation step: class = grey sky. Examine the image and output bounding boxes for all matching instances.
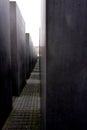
[10,0,41,46]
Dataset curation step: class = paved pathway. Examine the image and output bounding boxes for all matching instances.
[2,60,41,130]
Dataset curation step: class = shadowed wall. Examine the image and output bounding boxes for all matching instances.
[40,0,87,129]
[0,0,12,128]
[26,33,30,79]
[10,1,26,96]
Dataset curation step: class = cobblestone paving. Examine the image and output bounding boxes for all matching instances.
[2,60,41,130]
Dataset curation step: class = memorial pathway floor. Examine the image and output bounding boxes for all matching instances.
[2,60,41,130]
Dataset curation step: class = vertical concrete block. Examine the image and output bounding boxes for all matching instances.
[40,0,46,129]
[0,0,12,128]
[26,33,30,79]
[10,1,26,96]
[40,0,87,129]
[29,36,34,73]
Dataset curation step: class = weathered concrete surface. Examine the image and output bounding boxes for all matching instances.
[0,0,12,128]
[29,37,34,73]
[26,33,30,79]
[10,1,26,96]
[29,36,37,74]
[40,0,87,129]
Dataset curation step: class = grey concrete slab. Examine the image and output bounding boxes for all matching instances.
[29,36,35,73]
[26,79,40,84]
[31,72,40,75]
[26,33,30,79]
[30,74,40,80]
[29,36,37,74]
[10,1,26,96]
[40,0,87,129]
[0,0,12,128]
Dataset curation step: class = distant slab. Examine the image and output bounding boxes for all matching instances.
[26,33,30,79]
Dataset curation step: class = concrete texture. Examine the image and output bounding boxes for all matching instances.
[2,60,41,130]
[40,0,87,129]
[10,1,26,96]
[0,0,12,128]
[30,72,40,80]
[26,33,30,79]
[29,37,34,73]
[27,79,40,84]
[29,36,37,74]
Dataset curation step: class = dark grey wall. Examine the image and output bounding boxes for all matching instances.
[10,2,18,95]
[0,0,12,128]
[29,36,32,74]
[16,3,26,91]
[29,36,36,73]
[40,0,87,129]
[26,33,30,79]
[10,1,26,96]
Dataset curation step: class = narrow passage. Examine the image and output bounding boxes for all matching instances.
[3,59,41,130]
